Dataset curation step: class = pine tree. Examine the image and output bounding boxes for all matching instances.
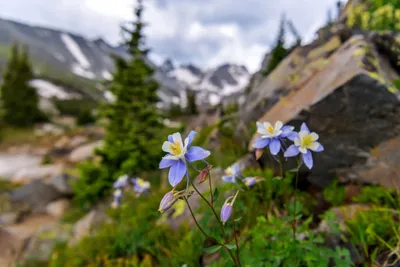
[74,0,163,206]
[0,43,44,127]
[263,15,290,77]
[186,89,198,115]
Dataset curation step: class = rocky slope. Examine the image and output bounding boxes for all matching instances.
[0,18,250,108]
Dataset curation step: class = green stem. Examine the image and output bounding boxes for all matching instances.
[292,168,299,241]
[278,158,284,179]
[184,197,239,267]
[208,172,214,206]
[190,180,226,236]
[233,222,242,267]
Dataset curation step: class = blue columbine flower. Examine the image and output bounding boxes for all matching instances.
[284,123,324,169]
[132,178,151,195]
[222,164,240,183]
[220,190,239,224]
[253,121,295,155]
[159,131,211,187]
[111,189,122,209]
[113,174,129,189]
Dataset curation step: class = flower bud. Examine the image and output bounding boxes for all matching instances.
[197,165,213,184]
[255,149,263,160]
[158,191,177,213]
[220,203,233,224]
[220,190,239,225]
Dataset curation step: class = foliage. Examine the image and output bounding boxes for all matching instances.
[74,0,164,207]
[0,43,47,127]
[186,89,198,115]
[47,192,204,267]
[347,1,400,31]
[263,15,290,77]
[323,180,346,207]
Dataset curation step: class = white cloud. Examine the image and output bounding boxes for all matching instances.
[0,0,346,73]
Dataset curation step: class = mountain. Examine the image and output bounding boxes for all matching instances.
[0,17,250,108]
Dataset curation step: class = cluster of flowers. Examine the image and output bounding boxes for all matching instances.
[158,120,323,225]
[111,174,151,208]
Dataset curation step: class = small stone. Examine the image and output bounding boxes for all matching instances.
[46,199,71,218]
[0,212,20,225]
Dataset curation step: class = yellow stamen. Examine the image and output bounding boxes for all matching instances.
[170,141,182,156]
[301,134,314,148]
[267,125,274,134]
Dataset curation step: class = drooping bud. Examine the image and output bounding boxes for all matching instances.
[244,177,257,187]
[158,191,177,213]
[220,190,239,225]
[255,149,263,160]
[197,165,213,184]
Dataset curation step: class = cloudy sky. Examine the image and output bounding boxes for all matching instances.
[0,0,344,72]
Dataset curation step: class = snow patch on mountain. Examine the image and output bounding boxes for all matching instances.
[61,33,91,69]
[169,67,201,86]
[72,64,95,79]
[30,79,80,99]
[102,70,113,80]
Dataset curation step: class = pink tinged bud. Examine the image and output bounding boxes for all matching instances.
[255,149,263,160]
[220,204,233,224]
[158,191,177,213]
[197,165,213,184]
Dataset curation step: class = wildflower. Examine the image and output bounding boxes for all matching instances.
[132,178,150,194]
[158,191,177,213]
[253,121,295,155]
[159,131,210,187]
[111,189,122,209]
[222,164,240,183]
[220,191,239,224]
[284,123,324,169]
[113,174,129,189]
[244,177,264,188]
[197,165,213,184]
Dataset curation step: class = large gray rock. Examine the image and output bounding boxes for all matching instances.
[47,173,74,196]
[68,141,102,163]
[8,180,63,213]
[238,30,400,189]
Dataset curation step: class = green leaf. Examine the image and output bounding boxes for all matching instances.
[288,168,299,173]
[213,188,219,202]
[225,243,236,250]
[203,245,222,254]
[272,176,282,180]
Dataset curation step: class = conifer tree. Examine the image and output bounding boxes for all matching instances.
[186,89,198,115]
[0,43,44,127]
[96,0,162,179]
[263,15,290,77]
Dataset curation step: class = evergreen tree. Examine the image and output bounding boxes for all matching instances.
[74,0,163,206]
[263,15,290,77]
[0,43,44,127]
[186,89,198,115]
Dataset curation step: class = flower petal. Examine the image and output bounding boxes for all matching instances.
[311,142,324,152]
[172,133,183,147]
[162,141,173,153]
[253,137,270,149]
[302,150,313,169]
[294,138,301,146]
[275,121,283,131]
[186,146,211,162]
[299,147,307,154]
[280,125,294,137]
[159,157,177,169]
[301,123,310,133]
[233,164,240,174]
[287,132,298,141]
[284,145,300,157]
[168,160,187,186]
[162,154,179,160]
[269,139,281,155]
[168,135,173,143]
[310,132,319,141]
[184,131,197,148]
[222,175,235,183]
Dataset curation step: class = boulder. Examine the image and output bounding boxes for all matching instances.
[47,173,74,196]
[45,199,71,218]
[68,210,108,246]
[69,135,88,148]
[0,228,25,266]
[239,29,400,188]
[68,141,102,163]
[8,180,63,213]
[12,164,64,183]
[0,212,20,226]
[20,221,71,262]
